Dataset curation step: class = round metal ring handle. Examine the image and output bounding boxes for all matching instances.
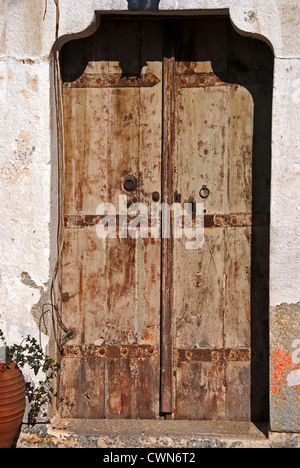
[199,185,210,199]
[124,175,138,192]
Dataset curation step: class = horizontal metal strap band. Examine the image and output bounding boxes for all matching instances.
[63,345,158,360]
[64,213,268,229]
[62,345,265,363]
[63,73,160,89]
[175,348,251,363]
[176,71,272,88]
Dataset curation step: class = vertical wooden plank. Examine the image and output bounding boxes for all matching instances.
[224,86,253,421]
[139,19,163,204]
[105,237,138,346]
[175,83,230,215]
[225,362,251,421]
[224,226,251,421]
[224,227,251,350]
[175,362,226,420]
[160,56,176,415]
[174,230,225,351]
[227,86,253,214]
[106,86,140,207]
[61,227,108,346]
[135,355,161,419]
[135,20,163,375]
[59,357,106,419]
[106,357,132,419]
[63,88,109,214]
[105,351,160,419]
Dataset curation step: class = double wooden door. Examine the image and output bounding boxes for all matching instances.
[60,17,253,420]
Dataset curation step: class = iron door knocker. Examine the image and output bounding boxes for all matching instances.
[199,185,210,199]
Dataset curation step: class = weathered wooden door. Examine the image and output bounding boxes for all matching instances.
[59,17,253,421]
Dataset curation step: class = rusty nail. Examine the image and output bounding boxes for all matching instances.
[99,348,105,356]
[97,78,102,83]
[111,78,116,84]
[152,192,160,202]
[80,78,85,84]
[122,348,128,356]
[149,348,154,355]
[232,217,238,225]
[216,217,222,225]
[181,78,187,85]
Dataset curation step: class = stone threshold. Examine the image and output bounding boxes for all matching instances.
[16,419,300,448]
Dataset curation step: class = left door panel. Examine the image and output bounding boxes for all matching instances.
[59,18,163,419]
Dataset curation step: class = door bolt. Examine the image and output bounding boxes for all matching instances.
[152,191,160,202]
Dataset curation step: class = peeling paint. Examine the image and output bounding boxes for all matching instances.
[271,348,300,400]
[0,130,35,185]
[21,89,29,99]
[30,76,38,89]
[287,370,300,388]
[21,272,50,335]
[244,11,257,23]
[270,302,300,432]
[7,69,14,80]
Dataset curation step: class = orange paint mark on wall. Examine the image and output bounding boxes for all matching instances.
[272,349,300,401]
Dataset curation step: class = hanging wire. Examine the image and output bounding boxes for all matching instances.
[43,0,48,21]
[42,0,68,354]
[39,304,68,354]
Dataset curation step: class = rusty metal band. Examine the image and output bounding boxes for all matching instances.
[63,345,253,363]
[63,73,160,89]
[64,213,268,229]
[175,348,251,363]
[176,71,272,88]
[63,344,158,360]
[63,72,271,90]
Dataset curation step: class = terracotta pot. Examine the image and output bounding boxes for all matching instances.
[0,364,26,448]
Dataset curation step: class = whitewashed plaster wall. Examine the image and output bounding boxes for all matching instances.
[0,0,299,430]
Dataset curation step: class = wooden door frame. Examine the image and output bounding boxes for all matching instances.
[52,11,273,423]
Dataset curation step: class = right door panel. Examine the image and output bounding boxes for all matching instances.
[172,59,254,421]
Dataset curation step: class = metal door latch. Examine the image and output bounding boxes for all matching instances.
[199,185,210,199]
[124,175,138,192]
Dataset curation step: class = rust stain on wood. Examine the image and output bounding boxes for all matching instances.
[176,71,271,88]
[160,55,176,415]
[175,348,251,364]
[64,212,267,230]
[64,73,161,89]
[63,345,158,359]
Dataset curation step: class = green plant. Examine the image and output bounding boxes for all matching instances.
[0,329,64,426]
